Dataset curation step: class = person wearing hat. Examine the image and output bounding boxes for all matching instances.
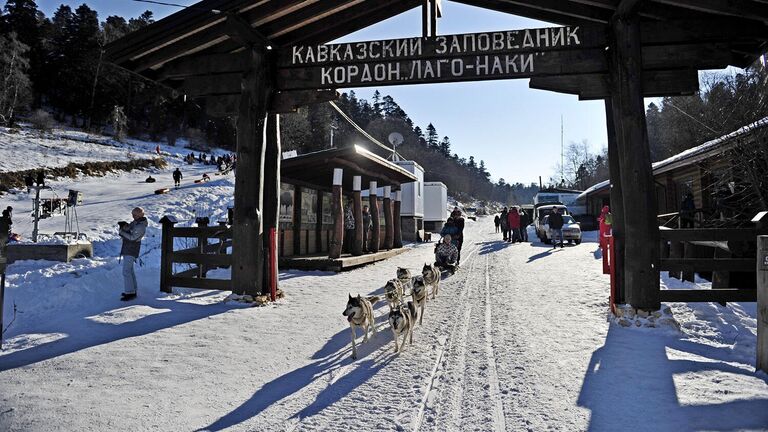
[0,208,11,245]
[119,207,148,301]
[450,208,465,264]
[434,234,458,274]
[549,207,565,249]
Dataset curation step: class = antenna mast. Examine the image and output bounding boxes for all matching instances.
[560,114,564,186]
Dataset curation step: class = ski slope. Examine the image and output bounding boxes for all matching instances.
[1,130,767,431]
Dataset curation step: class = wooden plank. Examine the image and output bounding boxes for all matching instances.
[758,236,768,372]
[659,288,756,303]
[270,90,339,113]
[530,69,699,98]
[659,258,755,272]
[652,0,768,22]
[160,52,250,79]
[184,73,242,97]
[659,228,765,241]
[225,12,271,48]
[171,252,232,266]
[168,276,231,291]
[172,226,232,238]
[174,266,202,278]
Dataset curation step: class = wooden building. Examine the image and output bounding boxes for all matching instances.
[577,117,768,223]
[279,145,416,265]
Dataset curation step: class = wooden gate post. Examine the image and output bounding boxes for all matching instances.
[757,235,768,372]
[352,176,363,256]
[263,113,281,295]
[197,217,209,278]
[609,12,660,311]
[369,181,380,253]
[232,46,269,297]
[393,189,403,248]
[383,186,394,250]
[329,168,344,259]
[159,215,177,293]
[604,98,626,303]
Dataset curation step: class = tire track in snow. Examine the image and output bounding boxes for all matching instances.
[484,254,507,432]
[412,244,482,432]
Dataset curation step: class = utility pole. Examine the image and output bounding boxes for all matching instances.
[561,114,565,186]
[329,124,338,148]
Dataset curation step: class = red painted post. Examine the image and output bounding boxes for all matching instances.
[602,232,610,275]
[269,227,277,301]
[609,234,617,314]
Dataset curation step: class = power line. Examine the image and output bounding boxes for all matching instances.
[664,100,721,135]
[327,101,404,159]
[131,0,221,13]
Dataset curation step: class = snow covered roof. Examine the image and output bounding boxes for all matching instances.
[578,116,768,201]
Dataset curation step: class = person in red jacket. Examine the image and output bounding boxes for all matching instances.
[507,206,521,243]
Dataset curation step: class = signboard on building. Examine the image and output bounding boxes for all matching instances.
[278,25,607,90]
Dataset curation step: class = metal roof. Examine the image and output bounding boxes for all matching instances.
[281,145,418,191]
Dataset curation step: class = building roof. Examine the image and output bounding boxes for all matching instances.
[103,0,768,99]
[281,145,418,191]
[578,116,768,200]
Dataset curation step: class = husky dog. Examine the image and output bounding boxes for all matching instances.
[411,276,427,325]
[422,263,441,300]
[342,294,380,360]
[396,267,413,292]
[388,301,416,353]
[384,278,405,310]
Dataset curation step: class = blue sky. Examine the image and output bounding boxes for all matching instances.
[40,1,613,185]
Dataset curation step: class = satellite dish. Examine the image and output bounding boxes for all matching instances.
[388,132,404,146]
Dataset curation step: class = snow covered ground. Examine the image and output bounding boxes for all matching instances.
[1,130,767,431]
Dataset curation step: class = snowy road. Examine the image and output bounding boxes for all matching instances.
[2,214,768,431]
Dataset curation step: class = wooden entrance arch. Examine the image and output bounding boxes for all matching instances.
[106,0,768,307]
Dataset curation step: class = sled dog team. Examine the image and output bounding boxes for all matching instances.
[342,263,441,360]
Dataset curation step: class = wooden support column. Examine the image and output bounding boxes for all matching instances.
[293,185,302,256]
[682,242,695,282]
[232,46,270,296]
[757,235,768,373]
[263,113,280,296]
[352,176,364,256]
[383,186,394,250]
[605,98,626,304]
[393,189,403,248]
[329,169,344,259]
[197,218,209,278]
[609,12,660,311]
[668,240,683,280]
[159,215,177,293]
[369,181,380,253]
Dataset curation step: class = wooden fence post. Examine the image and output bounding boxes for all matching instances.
[263,113,281,296]
[159,215,178,293]
[669,240,683,280]
[383,186,393,250]
[197,218,209,278]
[757,235,768,372]
[393,189,403,248]
[329,168,344,259]
[352,176,363,256]
[369,181,380,253]
[682,241,695,282]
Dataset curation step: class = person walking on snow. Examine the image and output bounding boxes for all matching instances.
[499,207,509,241]
[519,207,530,242]
[494,214,500,233]
[449,208,465,264]
[549,207,565,249]
[507,206,521,243]
[172,168,182,188]
[119,207,148,301]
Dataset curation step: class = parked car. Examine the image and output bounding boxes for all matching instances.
[534,203,570,240]
[542,214,582,245]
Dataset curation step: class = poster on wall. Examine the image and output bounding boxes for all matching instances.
[302,189,318,224]
[322,193,332,225]
[279,183,294,223]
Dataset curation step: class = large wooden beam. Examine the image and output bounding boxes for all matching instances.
[530,69,699,99]
[605,97,626,304]
[609,13,660,310]
[369,182,380,253]
[758,236,768,372]
[652,0,768,23]
[329,169,344,259]
[231,46,269,296]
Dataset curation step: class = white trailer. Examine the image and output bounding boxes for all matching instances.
[393,161,424,241]
[424,182,448,232]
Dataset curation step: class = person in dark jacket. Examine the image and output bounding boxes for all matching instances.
[172,168,183,188]
[680,192,695,228]
[362,205,372,253]
[24,174,34,193]
[450,208,465,264]
[548,207,565,249]
[0,208,11,244]
[519,208,530,242]
[36,170,45,187]
[494,214,500,233]
[119,207,148,300]
[435,234,459,274]
[499,207,509,241]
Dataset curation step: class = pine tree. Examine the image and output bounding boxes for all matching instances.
[372,90,382,115]
[425,123,438,149]
[439,136,451,156]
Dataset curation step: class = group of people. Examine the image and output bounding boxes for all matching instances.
[23,170,46,192]
[435,208,465,273]
[495,206,531,243]
[184,152,235,172]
